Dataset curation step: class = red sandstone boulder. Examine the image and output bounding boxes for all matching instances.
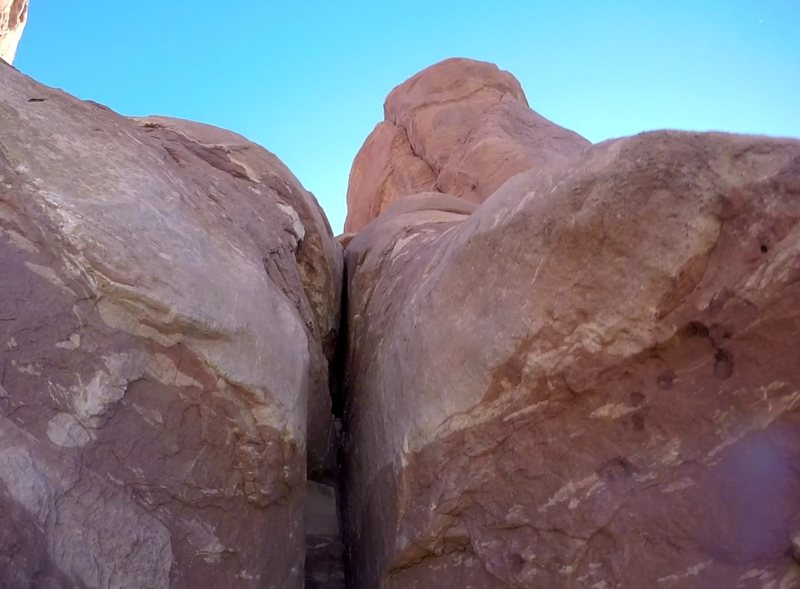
[342,130,800,587]
[344,58,589,232]
[0,64,341,587]
[0,0,27,64]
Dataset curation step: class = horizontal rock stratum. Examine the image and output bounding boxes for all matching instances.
[341,59,800,587]
[0,62,342,586]
[0,0,27,64]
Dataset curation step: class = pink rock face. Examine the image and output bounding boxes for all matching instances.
[345,122,438,234]
[344,58,589,232]
[0,0,27,64]
[342,132,800,587]
[0,65,341,587]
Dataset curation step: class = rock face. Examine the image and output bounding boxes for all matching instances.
[343,58,589,233]
[0,0,27,64]
[305,481,346,588]
[341,72,800,585]
[4,29,800,587]
[0,62,341,587]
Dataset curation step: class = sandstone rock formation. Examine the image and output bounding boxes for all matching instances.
[0,61,342,587]
[3,11,800,583]
[341,65,800,586]
[0,0,27,64]
[343,58,589,233]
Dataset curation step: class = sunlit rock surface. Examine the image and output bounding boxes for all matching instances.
[0,63,342,587]
[3,23,800,585]
[341,61,800,586]
[0,0,27,64]
[344,58,588,233]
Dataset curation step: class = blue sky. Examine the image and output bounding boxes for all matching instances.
[15,1,800,232]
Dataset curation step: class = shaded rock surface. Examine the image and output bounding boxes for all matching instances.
[342,125,800,587]
[344,58,589,233]
[0,62,342,587]
[305,481,346,588]
[0,0,26,64]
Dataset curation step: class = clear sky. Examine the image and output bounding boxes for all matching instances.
[14,1,800,232]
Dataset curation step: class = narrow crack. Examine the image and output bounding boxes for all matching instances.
[304,251,348,588]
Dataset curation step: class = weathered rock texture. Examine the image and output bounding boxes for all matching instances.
[0,0,27,64]
[343,58,589,232]
[342,67,800,586]
[0,62,342,587]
